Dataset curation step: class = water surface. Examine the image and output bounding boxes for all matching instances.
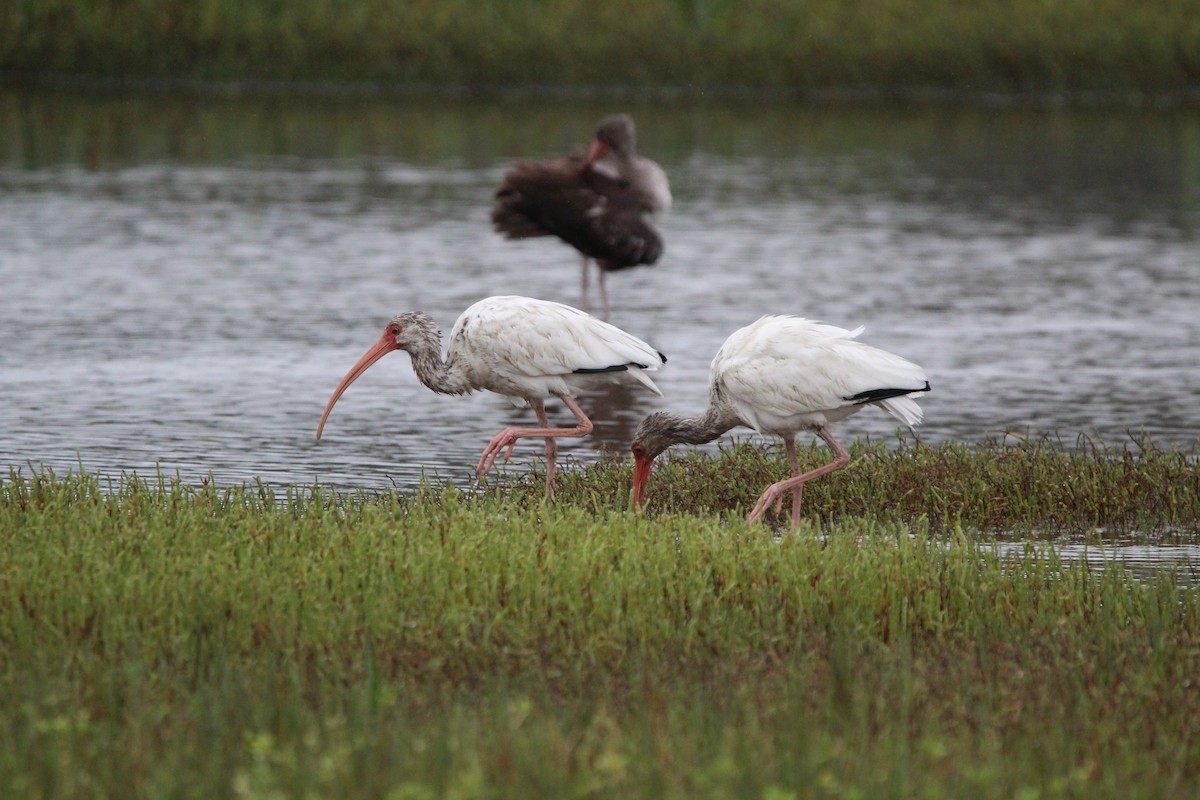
[2,92,1198,498]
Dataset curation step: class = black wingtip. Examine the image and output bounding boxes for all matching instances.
[574,365,630,375]
[574,351,667,375]
[844,381,931,404]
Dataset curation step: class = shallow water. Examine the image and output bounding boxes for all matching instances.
[993,538,1200,588]
[2,92,1199,500]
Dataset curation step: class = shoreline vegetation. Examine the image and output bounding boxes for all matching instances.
[2,438,1199,797]
[4,1,1200,105]
[6,436,1200,534]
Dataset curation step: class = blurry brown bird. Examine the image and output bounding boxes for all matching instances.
[492,113,671,318]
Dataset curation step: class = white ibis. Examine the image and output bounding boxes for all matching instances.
[316,295,667,495]
[630,316,930,527]
[492,113,671,318]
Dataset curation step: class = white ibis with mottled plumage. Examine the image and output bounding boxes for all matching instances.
[316,295,667,495]
[630,316,930,527]
[492,113,671,318]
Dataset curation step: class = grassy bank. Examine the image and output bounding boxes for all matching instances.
[3,1,1199,97]
[541,436,1200,535]
[2,441,1199,798]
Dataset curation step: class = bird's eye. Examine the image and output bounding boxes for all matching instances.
[631,443,644,456]
[391,326,401,335]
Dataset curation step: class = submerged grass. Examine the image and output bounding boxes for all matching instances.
[3,1,1200,96]
[2,439,1199,797]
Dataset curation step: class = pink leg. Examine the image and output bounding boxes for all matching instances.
[748,427,851,527]
[534,402,559,496]
[476,395,594,494]
[785,437,803,527]
[579,255,591,312]
[597,268,610,321]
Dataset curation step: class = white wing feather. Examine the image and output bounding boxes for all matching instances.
[449,296,664,397]
[712,316,926,433]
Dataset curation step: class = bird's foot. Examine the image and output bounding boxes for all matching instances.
[747,488,780,522]
[747,481,799,524]
[477,428,522,474]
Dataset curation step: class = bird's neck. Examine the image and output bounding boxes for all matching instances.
[669,405,740,446]
[407,343,473,397]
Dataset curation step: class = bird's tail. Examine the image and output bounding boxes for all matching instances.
[628,367,664,397]
[879,395,924,428]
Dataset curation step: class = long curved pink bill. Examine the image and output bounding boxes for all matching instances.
[581,138,608,170]
[315,330,398,440]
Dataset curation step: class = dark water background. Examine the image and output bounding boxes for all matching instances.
[2,92,1198,504]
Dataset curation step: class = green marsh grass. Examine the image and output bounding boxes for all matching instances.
[544,435,1200,535]
[2,439,1199,797]
[4,1,1200,96]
